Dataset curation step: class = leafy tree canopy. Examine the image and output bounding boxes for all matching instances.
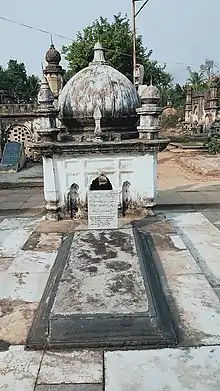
[0,60,40,103]
[62,14,172,88]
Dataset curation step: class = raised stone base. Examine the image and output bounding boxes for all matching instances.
[26,226,177,349]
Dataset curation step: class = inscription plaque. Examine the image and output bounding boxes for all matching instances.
[1,141,21,165]
[88,190,118,229]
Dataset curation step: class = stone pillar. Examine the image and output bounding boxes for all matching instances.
[185,85,192,124]
[43,157,59,220]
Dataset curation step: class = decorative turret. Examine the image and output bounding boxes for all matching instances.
[44,38,65,99]
[37,75,54,109]
[136,81,163,139]
[36,76,59,142]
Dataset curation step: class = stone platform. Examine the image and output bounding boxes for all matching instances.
[26,226,177,349]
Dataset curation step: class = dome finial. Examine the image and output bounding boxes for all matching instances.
[45,41,61,65]
[92,42,107,65]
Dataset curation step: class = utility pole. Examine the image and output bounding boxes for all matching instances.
[132,0,137,84]
[132,0,150,85]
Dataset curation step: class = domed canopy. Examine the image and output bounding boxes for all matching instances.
[139,82,160,103]
[45,44,61,65]
[58,42,140,134]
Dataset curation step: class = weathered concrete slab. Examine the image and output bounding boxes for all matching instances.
[162,273,220,345]
[37,350,103,385]
[0,271,50,301]
[0,229,32,257]
[52,229,148,315]
[105,346,220,391]
[169,212,220,283]
[8,251,56,273]
[0,216,40,231]
[156,249,202,276]
[27,228,177,349]
[35,386,103,391]
[0,345,42,390]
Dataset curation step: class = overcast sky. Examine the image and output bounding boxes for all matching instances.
[0,0,219,84]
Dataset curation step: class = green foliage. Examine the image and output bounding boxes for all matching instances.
[160,113,179,129]
[161,83,186,109]
[206,136,220,155]
[186,66,210,92]
[62,14,172,88]
[0,60,40,103]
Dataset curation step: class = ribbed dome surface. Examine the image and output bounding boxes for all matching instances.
[58,43,140,132]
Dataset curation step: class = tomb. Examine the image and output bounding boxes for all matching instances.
[26,42,175,350]
[30,42,169,221]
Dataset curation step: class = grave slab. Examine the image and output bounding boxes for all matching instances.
[26,227,177,349]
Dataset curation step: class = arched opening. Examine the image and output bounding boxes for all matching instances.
[6,124,33,159]
[89,174,113,191]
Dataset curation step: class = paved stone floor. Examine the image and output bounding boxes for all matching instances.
[1,211,220,389]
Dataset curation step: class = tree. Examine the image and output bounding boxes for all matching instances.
[0,60,40,103]
[186,66,207,92]
[62,14,172,89]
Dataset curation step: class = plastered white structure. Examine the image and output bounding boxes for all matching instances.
[43,153,158,210]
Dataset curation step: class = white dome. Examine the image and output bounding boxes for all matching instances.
[58,43,140,132]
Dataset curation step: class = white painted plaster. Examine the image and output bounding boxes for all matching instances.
[43,153,157,208]
[105,346,220,391]
[43,157,59,203]
[0,345,43,391]
[37,350,103,384]
[0,271,50,302]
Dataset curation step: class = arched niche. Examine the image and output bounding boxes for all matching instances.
[89,174,113,191]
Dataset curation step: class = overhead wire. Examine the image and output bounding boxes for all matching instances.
[0,14,207,68]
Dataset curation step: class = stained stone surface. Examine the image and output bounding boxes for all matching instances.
[52,228,148,315]
[0,271,50,302]
[0,345,43,390]
[37,350,103,384]
[105,346,220,391]
[0,300,38,344]
[7,251,56,273]
[35,386,103,391]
